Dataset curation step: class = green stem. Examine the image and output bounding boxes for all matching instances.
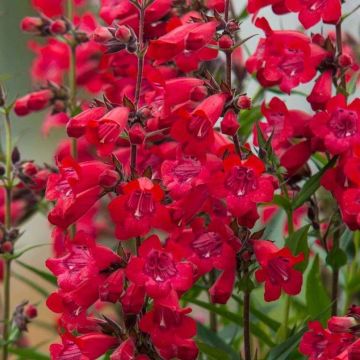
[243,264,251,360]
[331,227,340,316]
[2,110,13,360]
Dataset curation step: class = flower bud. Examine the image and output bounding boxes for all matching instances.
[219,35,233,50]
[307,70,332,111]
[100,169,120,189]
[328,316,357,333]
[99,269,124,303]
[12,147,20,164]
[236,95,251,110]
[28,90,53,111]
[22,162,38,177]
[1,241,13,254]
[14,95,30,116]
[338,54,353,68]
[129,124,146,145]
[190,86,208,102]
[20,17,42,33]
[115,26,132,43]
[50,19,68,35]
[24,304,38,319]
[92,26,113,43]
[221,109,239,136]
[311,33,325,47]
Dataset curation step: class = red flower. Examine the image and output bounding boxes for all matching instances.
[140,300,198,360]
[46,157,111,228]
[126,235,193,298]
[171,93,227,158]
[285,0,341,29]
[247,0,288,14]
[246,17,328,93]
[253,240,304,301]
[46,232,124,315]
[307,70,333,111]
[109,177,172,240]
[223,155,275,228]
[299,321,354,360]
[110,338,150,360]
[310,94,360,155]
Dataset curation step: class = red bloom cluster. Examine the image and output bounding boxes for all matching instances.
[14,0,360,358]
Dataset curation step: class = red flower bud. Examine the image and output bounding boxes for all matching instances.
[14,95,30,116]
[221,109,239,136]
[115,26,132,43]
[24,304,38,319]
[219,35,233,50]
[307,70,332,111]
[2,241,13,254]
[328,316,357,333]
[100,169,120,189]
[50,19,68,35]
[92,26,113,43]
[20,17,42,33]
[311,33,325,47]
[237,95,251,110]
[22,162,38,177]
[129,124,146,145]
[28,90,53,111]
[190,86,208,102]
[338,54,353,68]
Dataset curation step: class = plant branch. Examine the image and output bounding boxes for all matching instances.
[243,263,251,360]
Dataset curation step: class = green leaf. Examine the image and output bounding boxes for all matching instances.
[326,247,347,269]
[8,347,50,360]
[291,157,337,210]
[16,260,57,286]
[185,297,274,346]
[272,195,291,212]
[238,106,262,141]
[263,210,284,242]
[12,271,49,297]
[285,225,310,272]
[266,327,306,360]
[196,341,231,360]
[197,323,237,360]
[305,255,331,324]
[5,243,51,261]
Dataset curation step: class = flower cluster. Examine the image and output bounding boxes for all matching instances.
[9,0,360,359]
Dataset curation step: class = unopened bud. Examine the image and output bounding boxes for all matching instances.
[129,124,146,145]
[236,95,251,110]
[311,33,325,47]
[24,304,38,319]
[328,316,357,333]
[20,17,43,33]
[2,241,13,254]
[12,147,20,164]
[219,35,233,50]
[28,90,53,111]
[50,19,68,35]
[22,162,38,177]
[338,54,353,68]
[100,169,120,189]
[92,26,113,43]
[221,109,239,136]
[115,26,132,43]
[14,95,30,116]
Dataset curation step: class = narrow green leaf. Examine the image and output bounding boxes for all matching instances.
[291,157,337,210]
[185,297,274,346]
[272,195,291,212]
[197,323,237,360]
[196,341,231,360]
[326,248,347,269]
[16,260,57,286]
[9,243,51,260]
[8,347,50,360]
[12,271,49,297]
[305,256,331,324]
[266,327,306,360]
[238,106,262,140]
[285,225,310,272]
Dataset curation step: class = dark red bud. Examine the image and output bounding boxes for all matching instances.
[2,241,13,254]
[221,109,239,136]
[100,169,120,189]
[24,304,38,319]
[20,17,42,33]
[92,26,113,43]
[115,26,132,43]
[28,90,53,111]
[236,95,251,110]
[129,124,146,145]
[219,35,233,50]
[338,54,353,67]
[22,162,38,177]
[50,19,68,35]
[14,95,30,116]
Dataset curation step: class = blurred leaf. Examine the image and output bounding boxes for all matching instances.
[266,327,306,360]
[12,271,49,297]
[326,248,347,269]
[197,323,237,360]
[286,225,310,272]
[8,347,50,360]
[272,195,291,212]
[185,298,274,346]
[291,157,337,210]
[263,210,284,242]
[16,260,57,286]
[238,106,262,140]
[232,294,280,331]
[197,341,231,360]
[305,255,331,324]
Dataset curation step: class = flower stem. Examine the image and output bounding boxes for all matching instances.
[2,110,13,360]
[243,264,251,360]
[224,0,232,86]
[335,21,346,95]
[331,227,340,316]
